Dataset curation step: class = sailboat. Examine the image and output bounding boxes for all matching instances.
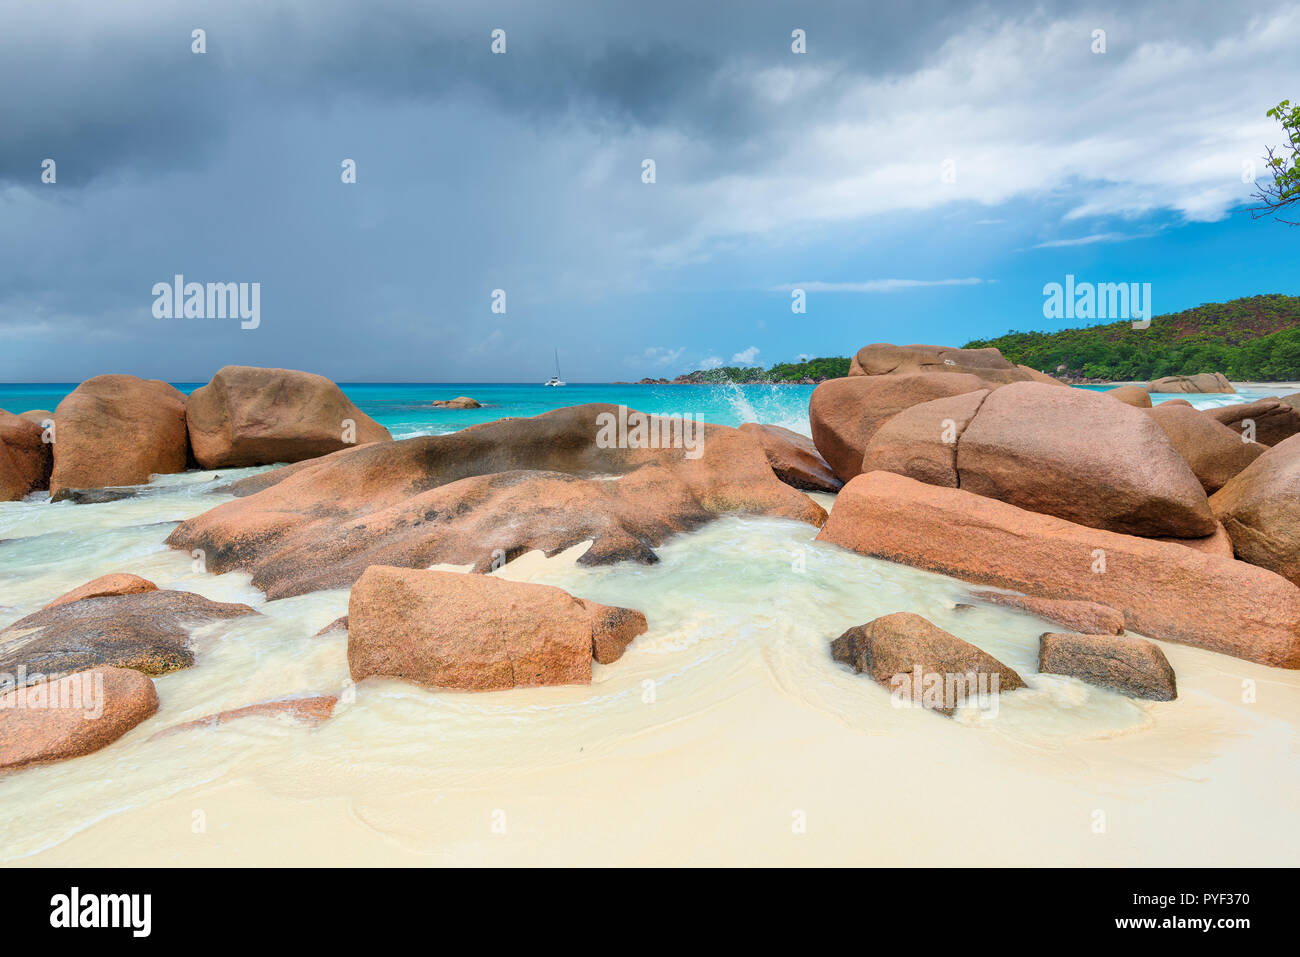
[544,349,566,387]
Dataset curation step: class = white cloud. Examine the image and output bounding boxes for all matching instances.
[1031,233,1138,248]
[639,346,686,367]
[731,346,760,365]
[626,8,1300,265]
[698,355,724,370]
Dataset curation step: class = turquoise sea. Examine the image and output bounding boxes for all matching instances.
[0,381,1272,440]
[0,382,818,438]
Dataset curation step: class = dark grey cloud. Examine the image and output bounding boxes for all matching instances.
[0,0,1059,186]
[0,0,1296,382]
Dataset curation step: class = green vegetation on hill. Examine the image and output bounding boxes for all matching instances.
[673,356,851,384]
[964,294,1300,381]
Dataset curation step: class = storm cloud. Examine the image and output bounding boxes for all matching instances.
[2,0,1297,381]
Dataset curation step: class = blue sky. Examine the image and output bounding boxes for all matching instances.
[1,0,1298,382]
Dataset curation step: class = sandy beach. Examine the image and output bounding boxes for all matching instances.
[3,473,1298,867]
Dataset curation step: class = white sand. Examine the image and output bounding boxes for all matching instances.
[2,477,1298,866]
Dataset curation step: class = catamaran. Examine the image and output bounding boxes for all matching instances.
[544,349,566,386]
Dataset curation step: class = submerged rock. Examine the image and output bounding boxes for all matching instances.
[1211,433,1300,586]
[167,404,826,599]
[314,615,348,637]
[185,365,391,469]
[49,486,148,504]
[1039,632,1177,701]
[0,667,158,769]
[1148,373,1235,394]
[738,422,842,492]
[348,566,648,690]
[0,410,51,501]
[149,694,338,740]
[0,589,258,680]
[809,372,988,483]
[830,612,1025,716]
[817,471,1300,667]
[968,591,1124,635]
[49,375,189,497]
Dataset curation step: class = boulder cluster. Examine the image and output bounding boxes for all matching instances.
[811,343,1300,675]
[164,403,827,598]
[6,346,1300,769]
[0,365,392,501]
[2,374,842,768]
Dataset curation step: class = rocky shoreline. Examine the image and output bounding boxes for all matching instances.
[4,342,1300,767]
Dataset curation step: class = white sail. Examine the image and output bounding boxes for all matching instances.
[545,348,566,386]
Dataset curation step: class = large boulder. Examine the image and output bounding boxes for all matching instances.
[848,343,1057,386]
[185,365,392,469]
[817,471,1300,667]
[0,409,52,501]
[861,390,990,488]
[968,591,1125,634]
[738,423,841,492]
[843,382,1217,537]
[1147,373,1235,394]
[1204,398,1300,447]
[1146,402,1266,493]
[954,382,1214,537]
[49,375,189,496]
[1039,632,1177,701]
[168,404,827,599]
[830,612,1025,716]
[1210,433,1300,586]
[1105,385,1152,408]
[0,588,258,680]
[809,373,988,483]
[348,566,648,690]
[0,667,158,769]
[431,396,481,409]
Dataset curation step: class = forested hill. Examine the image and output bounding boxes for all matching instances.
[965,294,1300,381]
[635,356,851,384]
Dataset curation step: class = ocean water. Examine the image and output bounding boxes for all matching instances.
[0,382,819,439]
[2,379,1298,865]
[1,380,1282,444]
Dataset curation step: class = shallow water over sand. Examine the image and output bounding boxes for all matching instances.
[2,464,1298,866]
